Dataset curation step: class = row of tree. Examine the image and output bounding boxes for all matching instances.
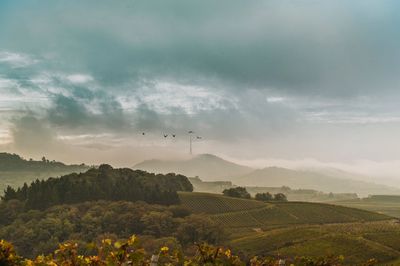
[222,187,287,202]
[2,165,193,209]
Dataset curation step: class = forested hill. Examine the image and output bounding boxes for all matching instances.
[2,165,193,209]
[0,153,90,195]
[0,153,87,172]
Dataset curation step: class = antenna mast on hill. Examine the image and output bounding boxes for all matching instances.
[188,131,194,155]
[188,131,202,155]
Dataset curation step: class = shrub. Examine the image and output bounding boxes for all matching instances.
[222,187,251,199]
[0,236,360,266]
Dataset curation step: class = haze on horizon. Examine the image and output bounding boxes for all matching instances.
[1,0,400,184]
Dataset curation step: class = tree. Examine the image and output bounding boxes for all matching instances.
[1,186,17,201]
[176,215,225,245]
[274,193,287,202]
[140,211,175,238]
[222,187,251,199]
[255,192,273,202]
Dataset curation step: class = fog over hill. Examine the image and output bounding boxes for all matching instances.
[134,154,400,196]
[0,152,89,194]
[134,154,253,181]
[235,167,400,197]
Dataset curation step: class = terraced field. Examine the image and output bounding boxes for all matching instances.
[179,192,389,229]
[179,192,266,214]
[231,221,400,265]
[179,192,400,265]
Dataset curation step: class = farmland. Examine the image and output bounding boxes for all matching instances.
[179,191,266,214]
[179,192,400,265]
[179,192,389,228]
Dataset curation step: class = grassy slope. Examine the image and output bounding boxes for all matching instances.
[179,192,400,265]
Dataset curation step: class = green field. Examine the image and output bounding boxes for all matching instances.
[179,192,400,265]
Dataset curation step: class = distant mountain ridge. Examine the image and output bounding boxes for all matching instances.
[134,154,253,180]
[134,154,400,196]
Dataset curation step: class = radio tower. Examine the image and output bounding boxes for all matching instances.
[188,131,194,155]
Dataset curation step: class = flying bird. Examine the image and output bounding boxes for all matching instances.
[188,131,194,134]
[142,132,145,135]
[196,136,202,139]
[164,134,168,138]
[172,134,176,138]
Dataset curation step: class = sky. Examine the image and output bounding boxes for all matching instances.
[1,0,400,182]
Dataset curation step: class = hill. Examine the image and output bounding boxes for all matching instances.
[134,154,400,196]
[3,165,193,209]
[179,192,389,227]
[0,153,86,172]
[234,167,400,197]
[179,192,400,265]
[0,153,89,194]
[134,154,253,181]
[230,222,400,265]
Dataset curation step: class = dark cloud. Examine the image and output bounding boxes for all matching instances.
[2,0,400,166]
[1,0,400,97]
[47,89,129,132]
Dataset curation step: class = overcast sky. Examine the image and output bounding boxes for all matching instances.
[1,0,400,180]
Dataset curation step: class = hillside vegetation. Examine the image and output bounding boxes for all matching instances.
[2,157,399,265]
[0,200,225,258]
[179,192,400,265]
[3,165,193,209]
[0,236,353,266]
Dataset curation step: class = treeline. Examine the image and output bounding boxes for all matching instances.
[223,187,287,202]
[2,165,193,209]
[0,200,224,258]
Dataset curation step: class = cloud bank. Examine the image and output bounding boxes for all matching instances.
[1,0,400,180]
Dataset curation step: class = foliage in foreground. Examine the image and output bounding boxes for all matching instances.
[0,236,379,266]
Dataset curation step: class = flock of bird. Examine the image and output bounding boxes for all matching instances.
[141,131,202,139]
